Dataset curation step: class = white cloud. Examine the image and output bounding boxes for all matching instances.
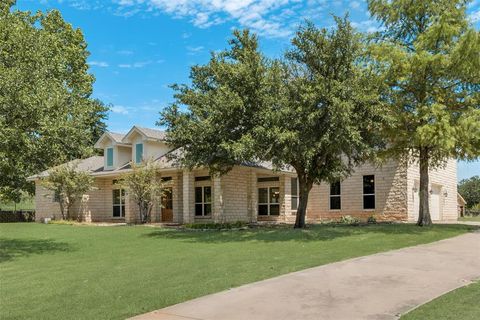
[117,61,152,68]
[88,61,109,67]
[186,46,205,55]
[117,50,134,55]
[350,1,361,9]
[470,10,480,23]
[351,19,381,33]
[111,0,330,38]
[111,105,129,115]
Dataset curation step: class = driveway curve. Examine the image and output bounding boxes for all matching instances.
[131,230,480,320]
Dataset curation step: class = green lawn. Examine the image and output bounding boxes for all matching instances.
[459,216,480,222]
[0,223,476,320]
[401,280,480,320]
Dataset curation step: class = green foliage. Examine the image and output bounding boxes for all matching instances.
[367,0,480,225]
[161,19,386,228]
[339,215,360,225]
[184,221,248,230]
[160,29,270,174]
[367,215,377,224]
[0,3,108,198]
[41,161,94,220]
[458,175,480,209]
[120,159,165,223]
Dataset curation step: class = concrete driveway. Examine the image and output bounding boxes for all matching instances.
[131,231,480,320]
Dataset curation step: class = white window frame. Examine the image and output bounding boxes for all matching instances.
[363,175,376,210]
[291,177,299,213]
[112,188,125,218]
[195,185,212,217]
[106,147,114,168]
[329,180,341,211]
[258,186,280,216]
[135,143,143,164]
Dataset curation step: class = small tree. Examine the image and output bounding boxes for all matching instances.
[367,0,480,226]
[458,175,480,209]
[41,162,94,220]
[121,159,164,224]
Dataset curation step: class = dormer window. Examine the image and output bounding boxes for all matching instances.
[106,147,114,167]
[135,143,143,163]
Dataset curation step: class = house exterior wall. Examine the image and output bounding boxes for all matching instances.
[35,182,62,221]
[281,160,408,222]
[33,159,458,224]
[406,158,457,221]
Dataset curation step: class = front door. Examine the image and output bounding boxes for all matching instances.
[161,187,173,222]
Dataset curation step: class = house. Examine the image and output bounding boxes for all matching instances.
[457,193,467,217]
[29,126,461,224]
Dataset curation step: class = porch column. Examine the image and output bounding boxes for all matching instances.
[248,171,258,222]
[182,170,194,224]
[213,176,224,223]
[283,175,294,222]
[124,193,136,224]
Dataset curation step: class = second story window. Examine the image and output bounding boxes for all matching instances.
[106,147,114,167]
[363,175,375,210]
[135,143,143,164]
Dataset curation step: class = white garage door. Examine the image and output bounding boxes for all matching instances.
[413,183,441,221]
[430,186,441,221]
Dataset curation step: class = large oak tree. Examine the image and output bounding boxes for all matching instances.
[368,0,480,225]
[160,19,386,228]
[0,1,107,201]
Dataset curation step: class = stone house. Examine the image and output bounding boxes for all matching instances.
[29,126,461,224]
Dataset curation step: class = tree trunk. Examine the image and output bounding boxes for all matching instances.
[417,147,432,226]
[294,174,313,229]
[59,200,66,220]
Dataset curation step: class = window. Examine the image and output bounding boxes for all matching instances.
[195,186,212,216]
[330,181,341,210]
[106,147,114,167]
[135,143,143,163]
[161,176,172,182]
[195,176,211,182]
[257,177,279,182]
[363,175,375,209]
[258,187,280,216]
[112,189,125,218]
[291,177,299,211]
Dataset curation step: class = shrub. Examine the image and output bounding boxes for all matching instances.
[339,215,360,225]
[367,215,377,224]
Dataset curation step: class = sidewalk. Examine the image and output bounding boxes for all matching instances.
[131,231,480,320]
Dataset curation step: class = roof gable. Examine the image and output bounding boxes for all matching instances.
[94,132,128,148]
[122,125,166,143]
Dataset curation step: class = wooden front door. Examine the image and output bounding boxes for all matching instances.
[161,187,173,222]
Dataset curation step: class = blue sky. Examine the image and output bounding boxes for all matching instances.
[14,0,480,180]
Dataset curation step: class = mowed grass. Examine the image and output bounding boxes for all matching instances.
[401,280,480,320]
[0,223,476,320]
[459,216,480,222]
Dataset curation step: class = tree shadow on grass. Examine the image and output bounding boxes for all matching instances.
[0,238,73,263]
[142,223,474,244]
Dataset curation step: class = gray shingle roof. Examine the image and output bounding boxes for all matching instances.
[135,127,166,140]
[27,156,105,180]
[109,132,125,143]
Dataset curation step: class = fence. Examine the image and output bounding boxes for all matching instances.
[0,210,35,223]
[465,209,480,217]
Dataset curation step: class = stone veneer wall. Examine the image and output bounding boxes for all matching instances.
[283,160,408,223]
[406,158,457,221]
